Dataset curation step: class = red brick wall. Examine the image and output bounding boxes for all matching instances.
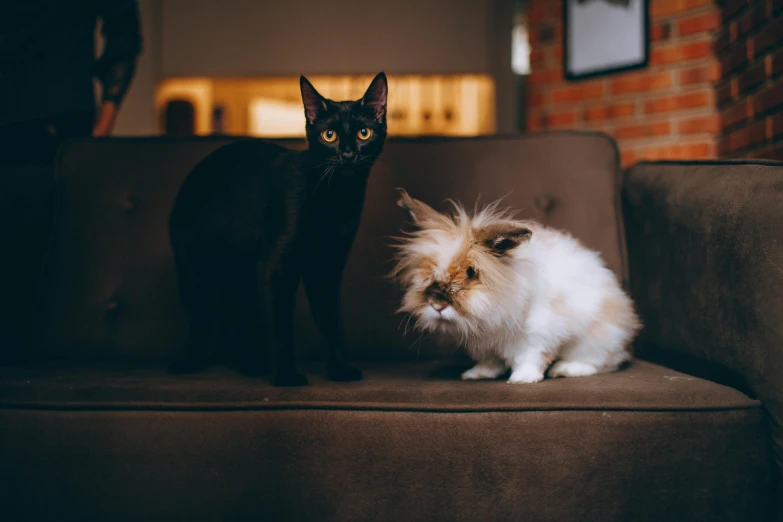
[527,0,721,166]
[716,0,783,159]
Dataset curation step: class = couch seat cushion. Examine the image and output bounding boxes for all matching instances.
[0,360,759,411]
[0,360,770,522]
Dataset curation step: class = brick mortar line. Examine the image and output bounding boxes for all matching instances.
[569,111,718,125]
[724,136,783,158]
[528,110,717,125]
[654,32,722,47]
[728,79,783,107]
[646,60,720,75]
[535,80,718,97]
[533,100,717,111]
[717,29,783,60]
[616,135,717,146]
[651,4,718,23]
[718,14,783,45]
[749,101,783,121]
[719,126,783,144]
[720,3,753,24]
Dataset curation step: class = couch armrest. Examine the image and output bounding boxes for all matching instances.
[622,160,783,511]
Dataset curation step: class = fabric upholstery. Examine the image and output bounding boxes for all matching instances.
[0,362,770,522]
[623,160,783,520]
[0,163,58,362]
[0,360,759,411]
[33,132,625,362]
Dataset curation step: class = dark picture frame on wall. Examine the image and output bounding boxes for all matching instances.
[563,0,650,81]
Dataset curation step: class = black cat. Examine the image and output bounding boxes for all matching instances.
[168,72,388,386]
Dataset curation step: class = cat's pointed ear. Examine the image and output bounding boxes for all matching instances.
[397,189,451,229]
[361,72,388,121]
[476,223,532,256]
[300,75,327,125]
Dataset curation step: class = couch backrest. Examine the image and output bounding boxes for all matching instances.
[34,132,624,361]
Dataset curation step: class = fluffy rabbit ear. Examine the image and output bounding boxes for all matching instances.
[476,223,532,256]
[396,189,452,229]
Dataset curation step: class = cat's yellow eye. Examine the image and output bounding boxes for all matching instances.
[321,129,338,143]
[357,128,373,140]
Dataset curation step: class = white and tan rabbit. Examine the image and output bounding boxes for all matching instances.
[391,189,641,384]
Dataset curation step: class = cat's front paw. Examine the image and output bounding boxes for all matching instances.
[272,372,309,387]
[327,363,363,382]
[548,360,599,378]
[461,362,506,380]
[507,366,545,384]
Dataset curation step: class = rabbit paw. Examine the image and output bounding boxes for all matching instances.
[507,365,545,384]
[548,360,599,378]
[462,361,506,380]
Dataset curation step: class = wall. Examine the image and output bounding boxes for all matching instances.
[161,0,495,76]
[114,0,161,136]
[115,0,516,135]
[716,0,783,159]
[527,0,721,166]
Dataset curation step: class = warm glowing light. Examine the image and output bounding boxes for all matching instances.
[155,78,213,135]
[248,98,306,138]
[512,24,531,76]
[156,75,495,137]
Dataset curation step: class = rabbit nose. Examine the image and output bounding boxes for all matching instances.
[425,283,450,312]
[430,301,448,312]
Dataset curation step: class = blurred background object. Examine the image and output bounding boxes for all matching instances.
[527,0,783,165]
[118,0,522,137]
[0,0,142,159]
[0,0,780,165]
[156,75,496,137]
[0,0,143,355]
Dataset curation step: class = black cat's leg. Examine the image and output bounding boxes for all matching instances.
[169,253,215,374]
[267,262,308,387]
[235,272,268,377]
[217,255,268,377]
[302,267,362,382]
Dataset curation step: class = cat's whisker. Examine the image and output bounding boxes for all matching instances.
[317,164,337,186]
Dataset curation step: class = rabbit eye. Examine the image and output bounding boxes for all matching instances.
[466,267,477,279]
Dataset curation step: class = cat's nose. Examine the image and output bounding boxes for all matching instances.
[340,151,356,160]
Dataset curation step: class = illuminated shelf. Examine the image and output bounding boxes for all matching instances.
[155,75,496,137]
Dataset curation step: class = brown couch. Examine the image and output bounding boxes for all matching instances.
[0,132,779,521]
